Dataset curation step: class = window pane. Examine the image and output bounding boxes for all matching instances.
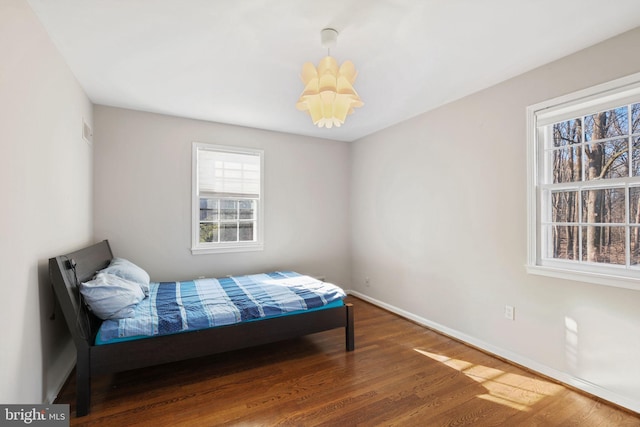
[239,200,255,219]
[220,223,238,242]
[239,222,254,241]
[552,118,582,148]
[198,197,258,244]
[608,106,629,136]
[632,103,640,133]
[605,139,628,179]
[550,225,579,260]
[581,188,625,224]
[199,198,218,221]
[632,137,640,176]
[551,191,579,223]
[200,149,261,197]
[605,188,626,223]
[631,226,640,265]
[581,226,625,264]
[584,107,628,141]
[551,147,582,183]
[200,223,218,243]
[583,140,629,180]
[630,187,640,224]
[220,200,238,220]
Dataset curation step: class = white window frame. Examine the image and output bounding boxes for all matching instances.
[191,142,264,254]
[527,72,640,291]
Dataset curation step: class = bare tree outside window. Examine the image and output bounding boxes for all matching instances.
[546,103,640,267]
[528,75,640,289]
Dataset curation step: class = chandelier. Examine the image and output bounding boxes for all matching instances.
[296,28,363,128]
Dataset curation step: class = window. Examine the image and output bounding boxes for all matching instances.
[192,143,263,254]
[527,73,640,290]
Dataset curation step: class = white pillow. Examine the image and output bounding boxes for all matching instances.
[99,257,150,296]
[80,272,145,320]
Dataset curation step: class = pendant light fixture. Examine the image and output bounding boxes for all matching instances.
[296,28,364,128]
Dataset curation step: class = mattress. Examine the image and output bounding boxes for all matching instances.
[95,271,346,345]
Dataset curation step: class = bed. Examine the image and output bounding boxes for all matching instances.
[49,240,354,416]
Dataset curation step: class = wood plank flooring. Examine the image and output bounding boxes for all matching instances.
[56,296,640,426]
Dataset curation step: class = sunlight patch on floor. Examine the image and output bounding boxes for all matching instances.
[414,349,564,412]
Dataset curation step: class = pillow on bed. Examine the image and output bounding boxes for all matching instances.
[80,272,145,320]
[99,257,150,296]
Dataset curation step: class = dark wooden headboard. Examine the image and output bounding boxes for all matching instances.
[49,240,113,348]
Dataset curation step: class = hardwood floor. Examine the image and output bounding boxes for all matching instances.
[56,296,640,426]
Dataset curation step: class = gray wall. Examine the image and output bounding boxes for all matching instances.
[350,27,640,411]
[93,106,352,286]
[0,0,93,404]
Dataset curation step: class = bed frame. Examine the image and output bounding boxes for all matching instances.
[49,240,354,416]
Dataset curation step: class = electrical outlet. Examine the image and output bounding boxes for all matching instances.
[504,305,515,320]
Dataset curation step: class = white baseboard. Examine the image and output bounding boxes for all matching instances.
[346,290,640,414]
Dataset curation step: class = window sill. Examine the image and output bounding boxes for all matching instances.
[191,243,264,255]
[526,264,640,291]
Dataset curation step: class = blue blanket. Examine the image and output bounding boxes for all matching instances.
[96,271,346,345]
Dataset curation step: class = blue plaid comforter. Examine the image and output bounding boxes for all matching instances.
[96,271,346,344]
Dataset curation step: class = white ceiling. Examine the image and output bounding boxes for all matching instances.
[27,0,640,142]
